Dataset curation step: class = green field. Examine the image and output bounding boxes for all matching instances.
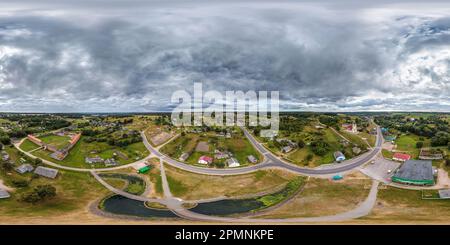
[20,136,149,168]
[364,187,450,223]
[17,139,40,152]
[161,129,261,167]
[40,135,71,149]
[285,128,355,166]
[394,134,431,158]
[0,169,108,218]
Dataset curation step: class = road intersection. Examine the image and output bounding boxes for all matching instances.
[13,124,384,223]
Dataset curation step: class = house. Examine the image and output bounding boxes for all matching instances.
[342,123,357,133]
[198,156,213,165]
[334,151,346,162]
[1,151,9,161]
[0,189,10,199]
[352,147,361,155]
[15,164,34,174]
[34,166,58,179]
[69,133,81,147]
[392,152,411,162]
[214,151,230,160]
[27,134,43,146]
[226,157,240,168]
[50,150,68,161]
[105,158,118,166]
[137,165,151,174]
[85,156,104,164]
[281,145,293,153]
[392,160,434,186]
[179,152,190,162]
[438,189,450,199]
[247,155,257,164]
[277,138,298,153]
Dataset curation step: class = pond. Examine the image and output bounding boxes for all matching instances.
[101,195,177,218]
[189,198,265,216]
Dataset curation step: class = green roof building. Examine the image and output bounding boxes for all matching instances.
[392,160,434,186]
[137,165,151,174]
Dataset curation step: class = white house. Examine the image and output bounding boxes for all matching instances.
[227,157,240,168]
[334,151,346,162]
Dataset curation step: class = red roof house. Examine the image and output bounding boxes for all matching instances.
[392,152,411,162]
[198,156,213,165]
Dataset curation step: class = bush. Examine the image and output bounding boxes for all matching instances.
[0,161,14,171]
[12,179,29,188]
[0,136,11,145]
[310,139,329,156]
[34,158,43,166]
[20,184,56,204]
[297,139,305,148]
[305,153,313,162]
[416,141,424,149]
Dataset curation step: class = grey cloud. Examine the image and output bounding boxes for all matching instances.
[0,1,449,112]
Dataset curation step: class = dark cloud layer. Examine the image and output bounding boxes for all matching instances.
[0,1,449,112]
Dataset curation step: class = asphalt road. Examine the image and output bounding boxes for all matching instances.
[143,126,383,176]
[14,124,382,177]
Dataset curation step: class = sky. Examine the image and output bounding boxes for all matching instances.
[0,0,449,112]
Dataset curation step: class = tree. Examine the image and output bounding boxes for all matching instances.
[310,139,329,156]
[12,179,29,188]
[297,139,305,149]
[0,136,11,145]
[21,192,41,204]
[305,153,313,162]
[20,184,56,204]
[416,141,424,149]
[35,185,57,199]
[0,160,14,171]
[34,158,43,166]
[431,131,450,147]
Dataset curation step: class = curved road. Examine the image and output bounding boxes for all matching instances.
[143,126,383,176]
[14,125,382,177]
[91,161,380,223]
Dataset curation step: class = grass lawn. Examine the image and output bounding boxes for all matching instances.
[0,169,108,218]
[286,128,352,167]
[21,136,149,168]
[394,134,430,158]
[339,130,369,149]
[382,149,394,159]
[164,164,297,200]
[160,133,199,159]
[256,173,372,219]
[40,135,71,149]
[18,139,42,152]
[4,145,25,164]
[362,186,450,223]
[161,129,261,167]
[358,131,376,147]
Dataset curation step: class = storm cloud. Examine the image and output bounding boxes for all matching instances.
[0,0,449,112]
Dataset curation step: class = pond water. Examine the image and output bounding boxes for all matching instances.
[189,198,265,216]
[101,195,177,218]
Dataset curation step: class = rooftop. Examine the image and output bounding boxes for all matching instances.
[392,160,433,185]
[438,189,450,199]
[34,166,59,179]
[0,189,10,199]
[393,152,411,161]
